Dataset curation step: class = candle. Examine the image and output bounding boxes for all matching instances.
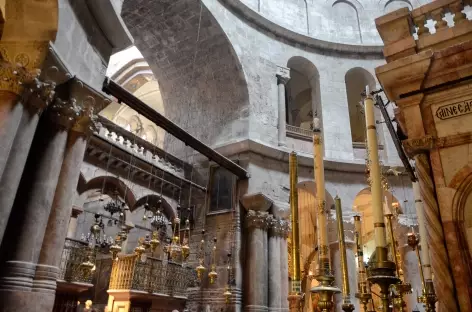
[412,182,432,280]
[289,151,301,290]
[363,93,387,249]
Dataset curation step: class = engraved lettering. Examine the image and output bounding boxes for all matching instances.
[436,99,472,120]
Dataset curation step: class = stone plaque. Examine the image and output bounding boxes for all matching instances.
[435,100,472,120]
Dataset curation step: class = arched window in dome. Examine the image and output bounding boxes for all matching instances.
[142,125,158,144]
[285,57,322,138]
[344,68,376,145]
[332,0,362,44]
[383,0,412,13]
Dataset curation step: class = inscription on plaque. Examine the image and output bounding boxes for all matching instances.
[435,100,472,120]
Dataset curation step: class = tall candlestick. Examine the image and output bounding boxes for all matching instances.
[363,90,397,312]
[289,151,301,291]
[412,181,437,311]
[354,216,372,312]
[364,94,387,249]
[310,115,340,312]
[288,152,302,312]
[335,196,354,312]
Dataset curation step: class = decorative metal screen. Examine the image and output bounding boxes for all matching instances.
[59,238,95,283]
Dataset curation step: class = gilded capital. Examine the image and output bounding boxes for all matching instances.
[72,97,99,137]
[246,210,272,230]
[0,59,40,95]
[269,218,291,238]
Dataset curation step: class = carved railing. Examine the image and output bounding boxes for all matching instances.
[97,116,185,178]
[376,0,472,62]
[109,255,194,297]
[286,124,312,139]
[59,238,95,284]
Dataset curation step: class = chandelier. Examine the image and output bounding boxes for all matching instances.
[103,189,126,218]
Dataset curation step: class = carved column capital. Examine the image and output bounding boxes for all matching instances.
[0,59,41,95]
[48,97,82,130]
[240,192,273,212]
[246,210,272,230]
[72,101,99,137]
[22,78,56,114]
[276,65,290,85]
[269,217,291,238]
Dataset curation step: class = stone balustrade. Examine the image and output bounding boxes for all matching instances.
[375,0,472,63]
[97,124,185,178]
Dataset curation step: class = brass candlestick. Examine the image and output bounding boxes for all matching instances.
[310,115,340,312]
[412,182,437,312]
[288,151,303,312]
[354,216,372,312]
[335,196,355,312]
[363,90,398,312]
[385,214,411,312]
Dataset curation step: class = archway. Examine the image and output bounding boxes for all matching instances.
[286,57,322,131]
[345,68,377,145]
[121,1,250,157]
[81,175,137,209]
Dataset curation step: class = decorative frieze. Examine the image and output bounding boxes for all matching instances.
[246,210,272,230]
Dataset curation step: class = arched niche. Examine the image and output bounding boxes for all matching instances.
[345,68,377,145]
[132,194,176,221]
[286,57,322,131]
[332,0,362,44]
[80,175,137,209]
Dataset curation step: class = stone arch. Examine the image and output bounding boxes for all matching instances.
[0,0,58,71]
[81,176,137,208]
[121,1,250,156]
[331,0,363,43]
[450,165,472,278]
[77,172,87,194]
[345,67,377,145]
[128,114,143,134]
[286,57,322,130]
[383,0,413,13]
[142,125,158,144]
[132,194,176,220]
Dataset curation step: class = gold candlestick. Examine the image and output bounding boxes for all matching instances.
[412,182,437,311]
[354,216,372,312]
[288,151,303,312]
[363,90,397,312]
[310,115,340,312]
[335,196,355,312]
[385,214,411,312]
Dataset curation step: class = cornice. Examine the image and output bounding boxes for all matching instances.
[218,0,384,57]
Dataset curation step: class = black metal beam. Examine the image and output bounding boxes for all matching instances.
[102,78,250,179]
[375,94,417,182]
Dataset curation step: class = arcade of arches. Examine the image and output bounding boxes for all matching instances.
[1,1,472,312]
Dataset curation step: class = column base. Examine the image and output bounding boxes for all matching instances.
[0,288,55,312]
[0,261,36,291]
[244,305,269,312]
[33,264,59,293]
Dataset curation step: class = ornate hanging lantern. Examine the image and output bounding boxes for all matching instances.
[196,229,206,281]
[208,237,218,284]
[150,231,160,252]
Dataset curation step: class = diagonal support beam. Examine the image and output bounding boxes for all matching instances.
[102,78,250,179]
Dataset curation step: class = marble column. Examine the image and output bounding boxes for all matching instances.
[276,66,290,147]
[330,241,359,312]
[241,193,273,312]
[0,76,55,245]
[268,217,290,312]
[0,60,40,181]
[34,101,96,296]
[0,83,82,311]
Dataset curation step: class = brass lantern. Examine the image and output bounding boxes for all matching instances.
[150,231,160,252]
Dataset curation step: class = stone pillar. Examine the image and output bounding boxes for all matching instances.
[241,193,273,312]
[268,217,290,312]
[0,83,82,311]
[276,66,290,147]
[0,60,40,181]
[34,100,96,297]
[67,206,84,239]
[330,241,359,312]
[414,153,459,311]
[0,77,55,245]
